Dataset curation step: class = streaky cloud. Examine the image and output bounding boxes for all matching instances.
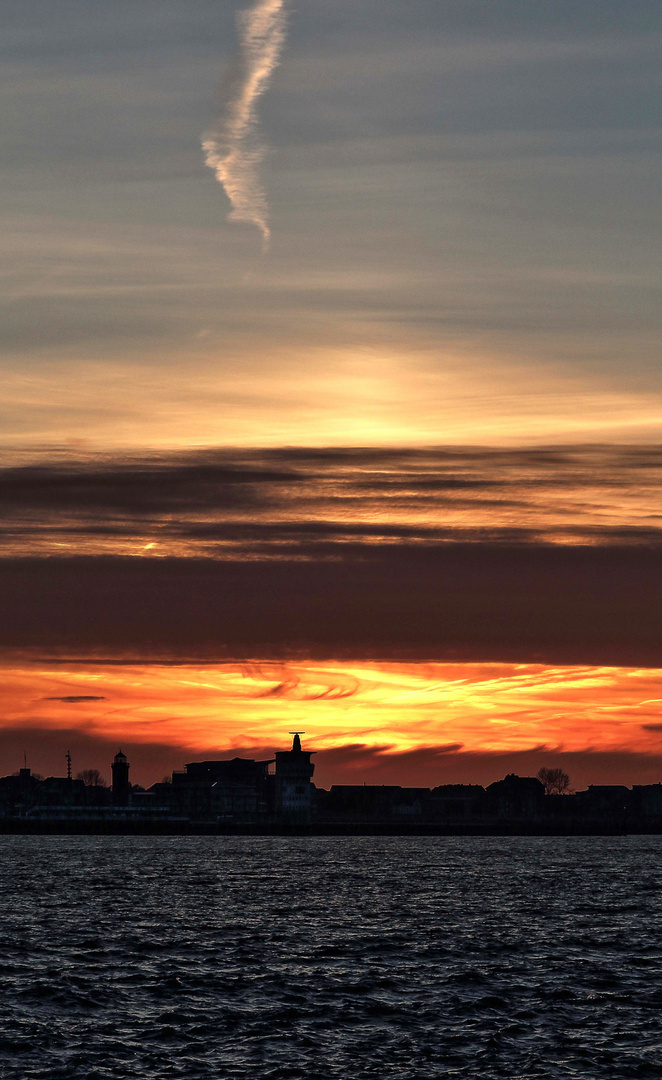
[243,663,361,700]
[202,0,289,250]
[44,695,106,703]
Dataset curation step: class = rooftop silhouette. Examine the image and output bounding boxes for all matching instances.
[1,737,662,834]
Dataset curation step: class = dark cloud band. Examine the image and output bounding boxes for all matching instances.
[44,695,106,703]
[2,543,662,665]
[2,445,662,557]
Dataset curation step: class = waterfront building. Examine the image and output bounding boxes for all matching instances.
[428,785,485,820]
[485,774,545,819]
[274,733,315,820]
[4,737,662,833]
[170,757,274,820]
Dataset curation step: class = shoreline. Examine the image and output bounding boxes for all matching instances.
[1,820,661,837]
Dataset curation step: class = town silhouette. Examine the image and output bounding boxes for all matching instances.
[1,734,662,835]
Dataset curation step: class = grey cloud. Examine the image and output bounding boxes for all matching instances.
[0,458,297,514]
[0,1,235,62]
[0,0,660,439]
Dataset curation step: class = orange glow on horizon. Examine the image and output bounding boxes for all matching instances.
[4,660,662,773]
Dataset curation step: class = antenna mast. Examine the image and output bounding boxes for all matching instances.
[66,750,72,781]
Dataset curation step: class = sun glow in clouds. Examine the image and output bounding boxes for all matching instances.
[202,0,289,250]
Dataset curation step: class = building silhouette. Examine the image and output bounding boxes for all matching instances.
[2,735,662,833]
[169,757,274,820]
[274,732,315,820]
[111,750,131,807]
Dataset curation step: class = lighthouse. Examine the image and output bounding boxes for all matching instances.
[274,732,315,821]
[111,750,131,807]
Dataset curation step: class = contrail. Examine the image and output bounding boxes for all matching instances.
[202,0,288,251]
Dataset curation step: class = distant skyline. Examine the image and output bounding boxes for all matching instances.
[1,2,661,786]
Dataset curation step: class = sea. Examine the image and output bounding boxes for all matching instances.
[0,835,661,1079]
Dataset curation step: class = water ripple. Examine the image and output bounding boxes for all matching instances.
[1,836,662,1078]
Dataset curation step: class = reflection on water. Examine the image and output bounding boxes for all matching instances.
[0,835,661,1079]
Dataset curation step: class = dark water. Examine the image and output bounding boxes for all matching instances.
[1,837,661,1079]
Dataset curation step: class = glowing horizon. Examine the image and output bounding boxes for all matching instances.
[3,343,662,451]
[4,659,662,786]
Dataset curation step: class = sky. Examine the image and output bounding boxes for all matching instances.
[1,1,661,787]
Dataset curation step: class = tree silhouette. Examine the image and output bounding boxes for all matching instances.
[76,768,107,787]
[537,767,571,795]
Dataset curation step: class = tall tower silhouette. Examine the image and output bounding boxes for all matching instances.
[111,750,130,807]
[274,732,315,821]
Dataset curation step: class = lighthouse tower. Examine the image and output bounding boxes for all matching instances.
[111,750,131,807]
[274,732,315,821]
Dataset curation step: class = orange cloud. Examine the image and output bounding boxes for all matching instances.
[4,659,662,786]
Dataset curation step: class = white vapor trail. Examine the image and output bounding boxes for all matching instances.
[202,0,288,251]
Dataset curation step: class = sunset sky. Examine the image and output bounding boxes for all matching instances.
[2,1,661,787]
